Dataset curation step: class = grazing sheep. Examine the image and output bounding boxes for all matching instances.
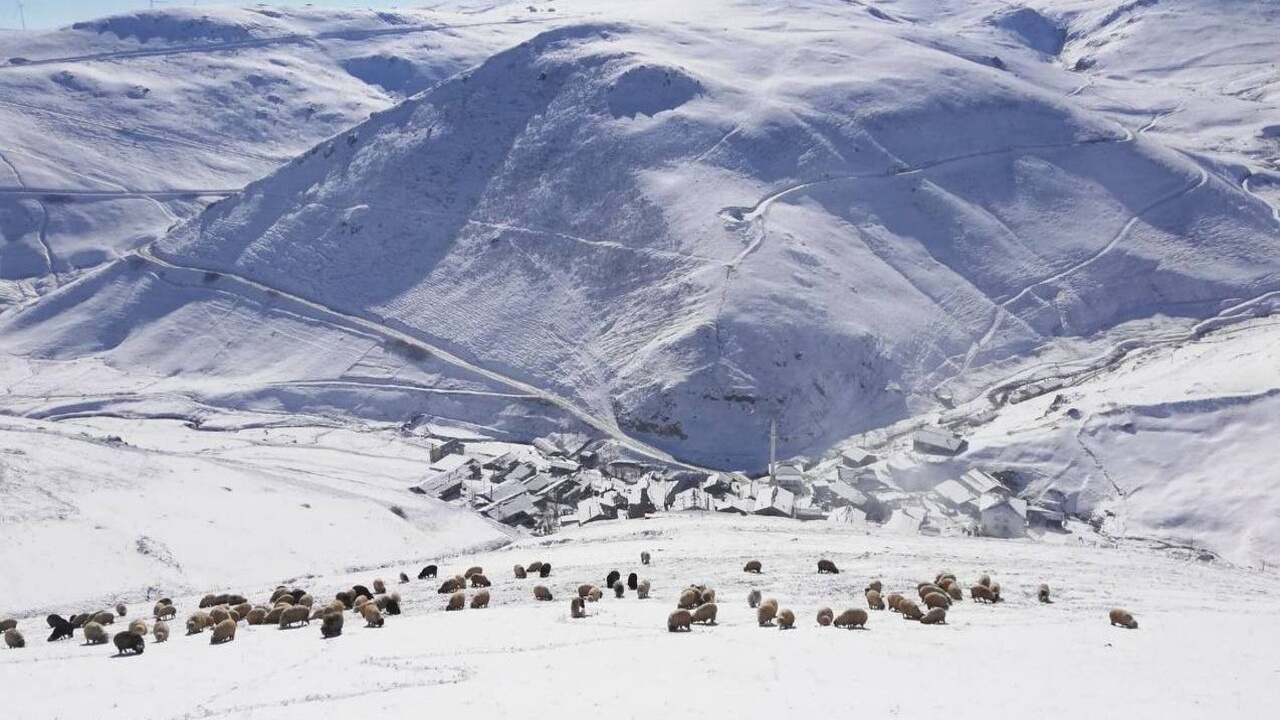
[947,584,964,601]
[270,588,290,603]
[833,608,868,629]
[128,619,148,636]
[115,603,127,617]
[376,593,401,614]
[613,581,625,599]
[938,577,957,591]
[1038,584,1052,604]
[352,585,374,601]
[700,588,716,605]
[437,579,460,595]
[373,579,387,595]
[471,590,491,609]
[747,589,762,608]
[209,607,232,626]
[677,589,701,610]
[464,566,483,579]
[47,615,75,642]
[918,584,946,600]
[970,585,998,603]
[539,563,552,578]
[113,631,144,655]
[668,610,693,632]
[978,574,992,588]
[526,561,544,575]
[866,590,885,610]
[534,586,553,602]
[899,600,924,620]
[470,574,491,589]
[92,611,115,626]
[777,609,795,630]
[337,590,355,608]
[515,565,527,579]
[866,580,883,594]
[817,608,834,626]
[920,608,947,625]
[419,565,438,580]
[578,584,594,598]
[627,572,639,590]
[199,594,217,608]
[264,606,285,625]
[0,619,14,632]
[210,618,237,644]
[278,605,310,629]
[399,572,410,584]
[361,603,385,627]
[4,628,24,649]
[743,560,763,574]
[936,573,957,587]
[1109,608,1138,629]
[817,559,840,574]
[295,595,313,609]
[570,597,586,618]
[446,592,465,611]
[321,610,344,639]
[185,613,210,635]
[605,570,621,589]
[153,601,174,619]
[68,614,90,628]
[692,603,718,625]
[990,582,1002,601]
[153,621,169,643]
[886,593,905,612]
[587,587,603,602]
[757,600,778,626]
[923,592,951,610]
[637,580,651,599]
[247,608,268,625]
[641,551,651,565]
[84,621,108,644]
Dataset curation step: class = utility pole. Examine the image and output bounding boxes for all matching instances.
[16,1,26,30]
[769,419,777,484]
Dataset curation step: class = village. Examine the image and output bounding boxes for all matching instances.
[409,424,1072,540]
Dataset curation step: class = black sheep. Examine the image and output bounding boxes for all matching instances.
[539,563,552,578]
[112,631,145,656]
[418,565,438,579]
[605,570,620,588]
[46,614,74,642]
[817,559,840,574]
[352,585,373,600]
[627,572,638,591]
[384,598,401,616]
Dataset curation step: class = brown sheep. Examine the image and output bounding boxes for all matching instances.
[153,601,176,621]
[899,600,924,620]
[115,602,127,617]
[747,589,762,608]
[743,560,763,573]
[817,559,840,574]
[353,595,371,610]
[128,619,148,636]
[264,606,285,624]
[210,618,237,644]
[515,564,527,579]
[153,621,169,643]
[816,608,833,626]
[4,628,24,649]
[978,574,992,588]
[337,590,355,607]
[699,588,716,605]
[970,585,998,603]
[361,603,385,627]
[1038,584,1051,604]
[570,597,586,618]
[947,583,964,601]
[637,580,651,599]
[470,574,491,589]
[199,594,218,608]
[613,581,625,598]
[295,595,313,609]
[692,603,718,625]
[526,561,544,574]
[92,611,115,626]
[112,631,144,655]
[641,551,651,565]
[464,566,483,579]
[373,579,387,595]
[578,584,594,598]
[918,584,946,600]
[667,609,692,632]
[990,581,1002,601]
[886,593,905,612]
[776,609,796,630]
[923,592,951,610]
[209,607,232,626]
[471,589,491,609]
[270,587,290,603]
[399,572,410,584]
[757,599,778,626]
[866,589,885,610]
[278,605,310,629]
[1109,608,1138,629]
[446,591,465,611]
[866,580,883,594]
[936,573,957,586]
[84,621,108,644]
[247,607,268,625]
[920,608,947,625]
[0,619,15,632]
[534,585,553,602]
[185,612,212,634]
[677,588,701,609]
[587,588,604,603]
[321,610,344,639]
[833,608,868,629]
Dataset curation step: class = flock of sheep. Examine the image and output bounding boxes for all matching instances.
[0,550,1140,656]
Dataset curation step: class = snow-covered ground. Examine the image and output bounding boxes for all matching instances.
[1,514,1276,720]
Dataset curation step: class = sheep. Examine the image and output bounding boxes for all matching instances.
[92,611,115,625]
[270,587,291,603]
[978,574,992,588]
[115,602,127,617]
[817,607,834,626]
[990,581,1002,601]
[1109,608,1138,629]
[1038,584,1051,604]
[578,584,594,598]
[641,551,651,565]
[361,603,385,628]
[743,560,763,574]
[637,580,651,599]
[373,579,387,595]
[209,607,233,626]
[833,608,868,629]
[747,589,762,608]
[446,592,465,611]
[677,588,701,610]
[295,595,313,609]
[613,581,625,599]
[970,585,998,603]
[777,609,796,630]
[817,559,840,574]
[923,592,951,610]
[757,599,778,626]
[278,605,310,629]
[526,561,544,575]
[337,590,355,608]
[700,588,716,605]
[399,572,410,584]
[866,589,885,610]
[570,597,586,618]
[627,572,639,590]
[84,621,108,644]
[470,574,491,589]
[154,602,176,621]
[866,580,883,594]
[692,603,718,625]
[515,565,527,579]
[920,608,947,625]
[587,587,603,602]
[185,612,212,635]
[539,563,552,578]
[199,594,217,608]
[605,570,621,589]
[0,619,14,632]
[534,586,553,602]
[264,606,285,624]
[667,610,693,632]
[113,631,144,655]
[437,578,460,595]
[471,590,491,609]
[935,573,957,587]
[918,584,946,600]
[898,600,924,620]
[419,565,438,580]
[886,593,905,612]
[464,566,483,579]
[947,584,964,601]
[128,619,148,636]
[4,628,24,649]
[47,614,75,642]
[376,592,402,614]
[321,610,344,639]
[247,607,268,625]
[210,618,237,644]
[153,621,169,643]
[352,585,374,601]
